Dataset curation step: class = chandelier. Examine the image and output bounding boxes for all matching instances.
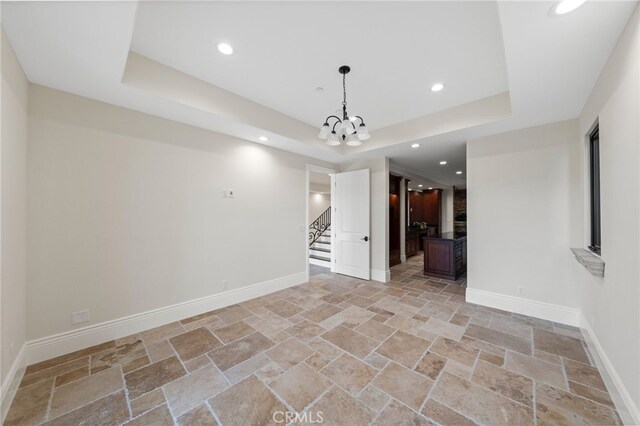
[317,65,370,146]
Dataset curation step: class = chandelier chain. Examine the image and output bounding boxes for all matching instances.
[342,73,347,107]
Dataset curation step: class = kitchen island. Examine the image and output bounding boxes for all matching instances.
[423,233,467,280]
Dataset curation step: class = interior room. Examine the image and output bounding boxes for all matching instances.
[1,1,639,425]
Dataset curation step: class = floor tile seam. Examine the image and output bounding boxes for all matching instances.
[19,356,92,389]
[164,338,189,374]
[564,375,612,396]
[366,392,393,425]
[35,377,57,425]
[262,373,314,414]
[351,353,393,400]
[204,399,223,425]
[151,387,176,425]
[122,371,134,422]
[409,336,436,372]
[363,327,403,361]
[323,320,385,350]
[426,383,481,425]
[532,378,538,426]
[467,359,538,411]
[559,356,572,391]
[312,335,348,360]
[315,365,376,403]
[44,388,125,425]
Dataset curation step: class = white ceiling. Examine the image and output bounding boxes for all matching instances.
[131,1,509,131]
[2,1,637,187]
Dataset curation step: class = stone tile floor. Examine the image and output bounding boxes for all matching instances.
[5,255,622,425]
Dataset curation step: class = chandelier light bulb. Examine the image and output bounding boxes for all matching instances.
[318,123,330,139]
[326,131,341,146]
[346,133,362,147]
[357,123,370,141]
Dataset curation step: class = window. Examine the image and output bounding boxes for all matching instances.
[589,125,601,255]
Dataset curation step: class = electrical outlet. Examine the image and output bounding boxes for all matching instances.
[222,280,229,290]
[518,287,525,296]
[72,310,90,325]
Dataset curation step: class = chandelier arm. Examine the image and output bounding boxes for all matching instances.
[324,115,342,125]
[352,116,365,124]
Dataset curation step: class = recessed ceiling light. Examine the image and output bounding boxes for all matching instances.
[431,83,445,92]
[428,187,433,190]
[408,188,412,191]
[258,136,269,142]
[456,171,463,175]
[440,161,447,165]
[418,184,423,188]
[550,0,586,16]
[217,42,234,55]
[315,87,324,93]
[411,143,420,149]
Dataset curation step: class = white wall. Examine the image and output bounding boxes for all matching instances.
[1,28,28,388]
[26,85,336,340]
[441,188,454,233]
[341,157,389,282]
[308,192,330,225]
[577,5,640,420]
[467,120,581,310]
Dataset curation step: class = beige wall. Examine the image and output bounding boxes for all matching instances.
[26,85,336,339]
[341,157,389,282]
[440,188,454,233]
[467,120,581,308]
[308,192,330,226]
[577,4,640,417]
[1,28,28,385]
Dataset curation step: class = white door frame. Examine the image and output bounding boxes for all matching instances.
[305,164,337,282]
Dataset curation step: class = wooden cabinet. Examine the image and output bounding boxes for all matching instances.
[389,175,403,267]
[409,189,442,233]
[423,234,467,280]
[405,229,420,258]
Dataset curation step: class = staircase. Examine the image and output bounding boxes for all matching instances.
[309,228,331,267]
[309,207,331,268]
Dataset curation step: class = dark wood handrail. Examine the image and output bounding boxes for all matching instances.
[309,206,331,247]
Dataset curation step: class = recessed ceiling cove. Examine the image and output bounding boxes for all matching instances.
[130,1,509,131]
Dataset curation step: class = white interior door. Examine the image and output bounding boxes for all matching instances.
[332,169,370,280]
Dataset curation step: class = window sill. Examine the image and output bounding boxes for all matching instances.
[570,248,605,277]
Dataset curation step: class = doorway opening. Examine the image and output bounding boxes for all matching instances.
[306,165,336,278]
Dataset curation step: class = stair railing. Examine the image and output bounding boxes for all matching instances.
[309,206,331,247]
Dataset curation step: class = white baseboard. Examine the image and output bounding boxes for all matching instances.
[580,315,640,425]
[371,268,391,283]
[465,288,580,326]
[26,272,307,365]
[1,343,26,424]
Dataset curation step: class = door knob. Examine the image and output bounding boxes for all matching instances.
[362,236,369,242]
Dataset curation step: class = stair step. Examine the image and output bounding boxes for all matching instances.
[313,240,330,247]
[310,254,331,262]
[310,249,330,258]
[310,246,330,253]
[309,257,331,268]
[317,237,331,243]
